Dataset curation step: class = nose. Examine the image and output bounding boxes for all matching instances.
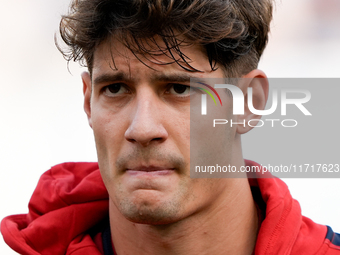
[125,91,168,147]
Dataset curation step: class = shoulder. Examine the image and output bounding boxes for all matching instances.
[320,226,340,254]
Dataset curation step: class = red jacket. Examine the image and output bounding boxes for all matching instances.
[2,160,340,255]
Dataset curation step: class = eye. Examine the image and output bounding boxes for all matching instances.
[168,84,191,96]
[103,83,129,96]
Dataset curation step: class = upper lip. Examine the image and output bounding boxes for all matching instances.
[126,165,175,172]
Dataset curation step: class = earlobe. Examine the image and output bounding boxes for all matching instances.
[82,71,93,128]
[236,69,269,134]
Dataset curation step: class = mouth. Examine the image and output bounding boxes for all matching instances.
[126,166,176,176]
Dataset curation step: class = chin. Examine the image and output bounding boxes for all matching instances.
[118,197,181,225]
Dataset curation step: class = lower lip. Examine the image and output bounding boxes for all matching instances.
[126,170,174,176]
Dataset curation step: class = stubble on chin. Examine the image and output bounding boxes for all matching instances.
[110,147,190,224]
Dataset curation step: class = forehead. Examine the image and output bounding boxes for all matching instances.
[91,36,216,79]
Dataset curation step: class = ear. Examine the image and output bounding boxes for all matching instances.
[82,71,93,128]
[236,69,269,134]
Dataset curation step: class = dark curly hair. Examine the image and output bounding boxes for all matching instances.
[57,0,273,77]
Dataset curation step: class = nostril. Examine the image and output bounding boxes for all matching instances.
[125,136,165,146]
[125,124,168,146]
[126,137,136,143]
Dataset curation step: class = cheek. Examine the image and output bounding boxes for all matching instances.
[91,114,111,158]
[91,107,129,179]
[190,99,236,168]
[171,115,191,158]
[91,106,127,149]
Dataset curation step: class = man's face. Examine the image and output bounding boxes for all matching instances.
[84,38,239,224]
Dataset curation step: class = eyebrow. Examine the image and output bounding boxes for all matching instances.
[93,72,129,86]
[92,71,204,86]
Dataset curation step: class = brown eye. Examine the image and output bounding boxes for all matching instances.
[103,83,129,97]
[107,84,121,94]
[173,84,189,94]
